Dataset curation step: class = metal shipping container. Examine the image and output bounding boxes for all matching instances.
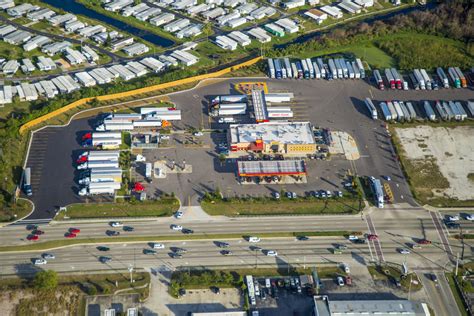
[405,102,417,120]
[423,101,436,121]
[284,58,292,79]
[387,101,397,120]
[364,98,378,120]
[267,58,275,78]
[379,102,392,121]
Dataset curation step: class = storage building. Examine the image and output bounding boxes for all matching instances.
[37,56,57,71]
[320,5,343,19]
[247,27,271,43]
[282,0,305,9]
[27,8,55,21]
[338,0,362,14]
[164,18,190,32]
[7,3,38,17]
[64,48,86,65]
[170,50,199,66]
[122,43,149,56]
[202,7,226,20]
[42,41,72,55]
[126,61,148,77]
[275,18,298,33]
[23,35,51,51]
[21,58,36,73]
[4,30,32,45]
[150,13,175,26]
[139,57,165,73]
[304,9,327,24]
[264,23,285,37]
[2,60,19,75]
[48,13,77,26]
[215,36,238,51]
[75,71,97,87]
[65,20,85,32]
[228,31,251,47]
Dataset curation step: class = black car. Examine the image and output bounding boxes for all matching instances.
[182,228,194,234]
[178,288,186,297]
[107,230,120,236]
[221,250,232,256]
[173,247,187,254]
[296,236,309,241]
[123,226,134,232]
[354,238,366,244]
[99,256,112,263]
[445,221,460,229]
[169,253,182,259]
[210,286,220,294]
[97,246,110,252]
[143,249,157,255]
[218,242,230,248]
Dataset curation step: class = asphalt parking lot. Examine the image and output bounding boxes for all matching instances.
[23,78,474,219]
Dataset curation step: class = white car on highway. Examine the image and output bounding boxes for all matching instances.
[110,222,123,227]
[248,237,260,243]
[266,250,278,257]
[153,243,165,249]
[171,224,183,231]
[34,259,47,265]
[398,248,410,254]
[465,214,474,221]
[175,211,183,219]
[348,235,359,241]
[42,253,55,259]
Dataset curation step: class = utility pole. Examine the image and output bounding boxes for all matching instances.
[408,273,413,300]
[455,252,459,276]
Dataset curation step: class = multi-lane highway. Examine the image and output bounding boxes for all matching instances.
[0,205,467,316]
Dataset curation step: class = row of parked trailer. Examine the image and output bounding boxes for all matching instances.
[373,67,469,90]
[267,57,366,80]
[75,148,123,196]
[95,108,181,131]
[365,98,474,122]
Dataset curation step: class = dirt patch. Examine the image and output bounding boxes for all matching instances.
[395,126,474,201]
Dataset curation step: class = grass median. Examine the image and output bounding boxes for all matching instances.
[0,230,357,253]
[201,195,362,217]
[446,273,470,316]
[54,198,180,220]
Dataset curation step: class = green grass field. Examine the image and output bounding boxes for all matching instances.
[55,198,179,220]
[201,197,362,216]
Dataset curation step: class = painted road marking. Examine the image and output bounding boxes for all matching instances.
[365,215,385,262]
[430,212,453,260]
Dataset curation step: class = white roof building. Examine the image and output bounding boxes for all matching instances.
[26,8,55,21]
[126,61,148,77]
[23,35,52,51]
[217,12,240,26]
[139,57,165,73]
[150,13,175,26]
[64,20,85,32]
[247,27,271,43]
[187,3,213,16]
[228,31,251,46]
[320,5,343,19]
[249,6,276,20]
[227,17,247,28]
[304,9,328,24]
[2,60,19,75]
[48,13,77,26]
[282,0,305,9]
[21,58,36,73]
[105,0,134,12]
[82,46,99,62]
[353,0,374,7]
[170,50,199,66]
[110,37,134,50]
[75,71,97,87]
[158,55,178,67]
[64,48,86,65]
[108,64,136,80]
[122,3,149,17]
[79,25,107,37]
[37,56,57,71]
[223,0,245,8]
[176,24,202,39]
[172,0,197,10]
[20,82,38,101]
[202,7,226,20]
[39,80,58,98]
[215,35,238,51]
[135,7,161,21]
[275,18,299,33]
[122,43,149,56]
[338,0,362,14]
[0,25,16,37]
[42,41,72,55]
[7,3,38,17]
[236,3,257,14]
[164,18,190,32]
[0,0,15,10]
[4,30,32,45]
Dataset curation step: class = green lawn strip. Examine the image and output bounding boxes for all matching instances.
[0,231,355,253]
[201,196,361,216]
[0,199,33,223]
[368,265,422,292]
[55,199,179,220]
[446,273,470,316]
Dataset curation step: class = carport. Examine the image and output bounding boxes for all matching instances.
[237,160,307,184]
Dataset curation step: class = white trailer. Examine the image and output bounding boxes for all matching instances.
[364,98,378,120]
[212,95,247,104]
[97,122,134,131]
[267,107,293,118]
[393,101,404,121]
[387,101,397,121]
[379,102,392,121]
[93,132,122,139]
[79,150,120,160]
[133,120,163,128]
[78,186,116,196]
[218,107,246,116]
[264,93,294,103]
[77,160,120,170]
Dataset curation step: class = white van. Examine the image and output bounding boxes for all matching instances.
[265,278,271,288]
[153,243,165,249]
[248,236,260,243]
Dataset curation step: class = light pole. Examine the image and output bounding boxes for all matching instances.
[128,264,134,283]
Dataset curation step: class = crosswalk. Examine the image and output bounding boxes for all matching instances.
[9,217,53,226]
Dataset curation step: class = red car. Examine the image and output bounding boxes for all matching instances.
[367,234,378,241]
[27,235,39,241]
[32,230,44,235]
[65,233,77,238]
[69,228,80,234]
[418,239,431,245]
[345,276,352,286]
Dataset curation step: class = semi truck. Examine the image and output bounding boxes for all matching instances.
[436,67,450,88]
[387,101,397,121]
[413,69,425,90]
[399,101,411,120]
[266,107,293,118]
[423,101,436,121]
[405,102,417,120]
[212,95,247,104]
[420,69,432,90]
[390,68,402,90]
[384,68,395,89]
[265,93,294,103]
[218,105,247,116]
[393,101,405,121]
[78,171,122,185]
[23,167,32,196]
[284,58,292,78]
[328,59,337,80]
[373,70,384,90]
[379,102,392,121]
[96,122,134,131]
[352,61,360,79]
[274,58,283,79]
[290,62,298,79]
[301,59,310,79]
[77,160,120,170]
[145,162,152,179]
[467,101,474,117]
[306,58,314,79]
[316,58,326,78]
[355,58,365,78]
[455,102,467,120]
[347,62,354,79]
[448,67,461,88]
[364,98,378,120]
[77,151,120,163]
[435,101,448,120]
[78,182,121,196]
[83,137,122,149]
[267,58,275,78]
[312,61,321,79]
[454,67,467,88]
[295,61,303,78]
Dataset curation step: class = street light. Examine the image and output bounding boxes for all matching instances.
[128,264,134,283]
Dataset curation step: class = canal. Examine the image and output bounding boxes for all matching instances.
[42,0,175,48]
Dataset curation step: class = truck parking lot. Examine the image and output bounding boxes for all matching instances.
[23,77,474,220]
